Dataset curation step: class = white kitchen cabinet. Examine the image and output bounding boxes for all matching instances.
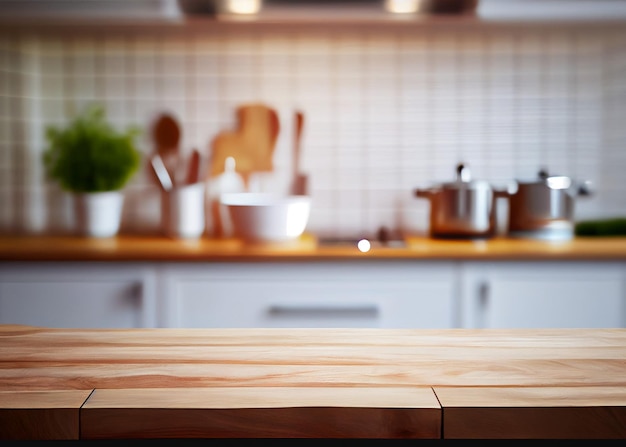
[460,262,626,329]
[0,262,157,328]
[159,262,459,329]
[2,259,625,330]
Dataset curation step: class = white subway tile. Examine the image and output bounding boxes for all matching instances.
[2,26,625,236]
[133,54,158,76]
[39,76,65,99]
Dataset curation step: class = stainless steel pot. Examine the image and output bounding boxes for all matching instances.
[504,169,593,240]
[414,163,499,239]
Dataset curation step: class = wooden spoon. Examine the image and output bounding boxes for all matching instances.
[290,110,308,195]
[153,114,180,156]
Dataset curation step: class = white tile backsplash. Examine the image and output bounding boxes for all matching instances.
[1,24,625,237]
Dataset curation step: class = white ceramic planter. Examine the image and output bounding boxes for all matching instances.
[74,191,124,238]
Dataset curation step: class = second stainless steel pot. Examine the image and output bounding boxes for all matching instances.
[414,163,499,239]
[504,169,593,240]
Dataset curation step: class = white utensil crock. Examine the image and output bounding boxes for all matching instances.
[161,182,206,239]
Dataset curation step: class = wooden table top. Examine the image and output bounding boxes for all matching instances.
[1,325,625,439]
[1,234,626,262]
[2,325,625,390]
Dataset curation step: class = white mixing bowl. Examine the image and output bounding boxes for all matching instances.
[220,192,311,243]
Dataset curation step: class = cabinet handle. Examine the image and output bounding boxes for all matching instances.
[128,282,143,307]
[267,304,379,318]
[478,281,489,308]
[477,281,490,329]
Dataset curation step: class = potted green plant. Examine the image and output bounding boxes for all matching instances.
[43,104,142,237]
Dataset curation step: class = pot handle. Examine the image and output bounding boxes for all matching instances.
[414,188,433,199]
[494,181,517,199]
[456,163,471,182]
[493,188,511,199]
[576,180,593,197]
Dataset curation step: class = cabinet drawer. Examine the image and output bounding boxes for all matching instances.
[0,263,156,328]
[161,262,458,329]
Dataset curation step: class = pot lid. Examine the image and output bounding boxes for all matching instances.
[439,163,492,190]
[517,169,573,190]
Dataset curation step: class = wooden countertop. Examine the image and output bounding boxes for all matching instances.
[1,325,625,439]
[1,234,626,262]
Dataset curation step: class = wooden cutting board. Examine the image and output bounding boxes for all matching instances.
[209,103,280,189]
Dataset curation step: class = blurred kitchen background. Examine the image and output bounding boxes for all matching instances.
[1,0,625,240]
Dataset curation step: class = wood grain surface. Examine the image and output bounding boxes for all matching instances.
[0,390,91,440]
[435,386,626,439]
[80,387,440,439]
[1,327,625,390]
[1,234,626,262]
[1,326,625,439]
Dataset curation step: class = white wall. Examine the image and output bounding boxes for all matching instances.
[1,22,624,239]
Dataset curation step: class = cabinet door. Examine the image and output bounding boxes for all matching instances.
[461,262,626,328]
[0,263,157,328]
[160,262,458,328]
